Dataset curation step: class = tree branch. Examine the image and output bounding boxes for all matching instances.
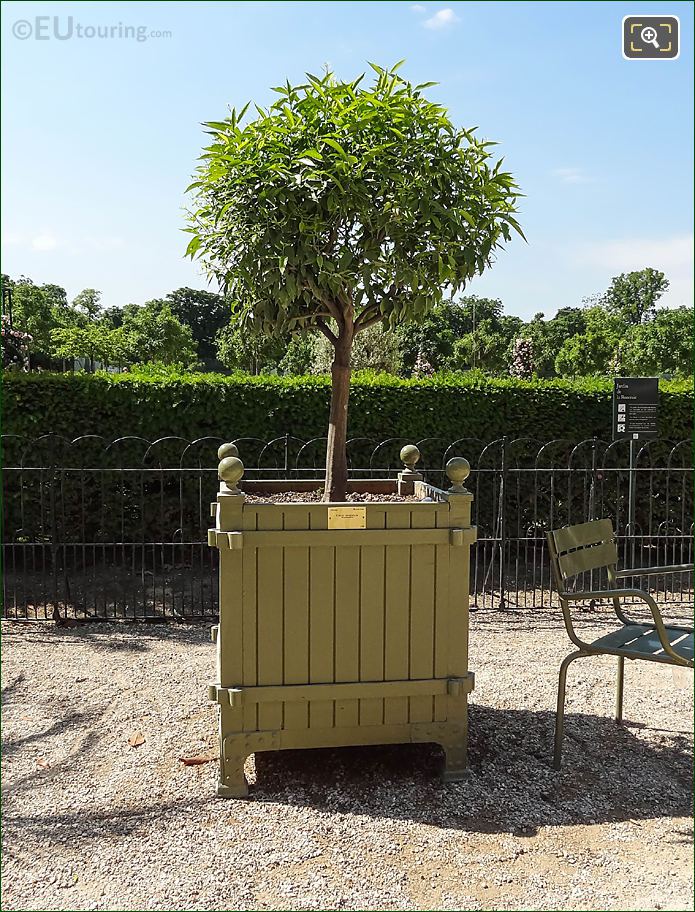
[316,318,338,346]
[304,276,344,328]
[354,313,385,334]
[354,302,381,328]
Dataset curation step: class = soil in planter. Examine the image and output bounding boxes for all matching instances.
[242,490,420,504]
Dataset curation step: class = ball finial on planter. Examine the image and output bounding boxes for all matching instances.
[217,442,239,461]
[400,444,421,474]
[445,457,470,493]
[218,448,244,494]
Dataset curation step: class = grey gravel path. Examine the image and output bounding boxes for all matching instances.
[1,610,692,911]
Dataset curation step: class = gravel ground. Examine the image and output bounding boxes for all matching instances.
[1,610,692,912]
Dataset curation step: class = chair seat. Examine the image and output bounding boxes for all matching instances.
[590,624,694,663]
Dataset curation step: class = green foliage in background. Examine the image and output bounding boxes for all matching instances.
[3,268,690,380]
[4,370,691,444]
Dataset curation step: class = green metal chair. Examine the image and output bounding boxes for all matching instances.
[546,519,693,769]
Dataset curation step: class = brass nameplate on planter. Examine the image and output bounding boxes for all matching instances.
[327,506,367,529]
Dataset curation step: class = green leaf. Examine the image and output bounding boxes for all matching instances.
[322,137,349,159]
[185,236,202,258]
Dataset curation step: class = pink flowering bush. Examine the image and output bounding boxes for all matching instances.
[2,316,32,370]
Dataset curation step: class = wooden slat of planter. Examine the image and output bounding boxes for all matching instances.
[384,508,410,726]
[447,497,470,680]
[247,504,328,528]
[245,501,448,514]
[222,678,456,703]
[334,545,360,727]
[283,508,310,730]
[241,508,259,732]
[434,507,450,722]
[256,508,284,732]
[218,494,245,737]
[352,503,449,513]
[359,509,386,726]
[241,529,454,548]
[309,531,335,730]
[409,509,436,725]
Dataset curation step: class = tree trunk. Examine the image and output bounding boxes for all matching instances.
[324,333,352,502]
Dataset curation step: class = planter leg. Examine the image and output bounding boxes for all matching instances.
[216,776,248,799]
[216,738,249,798]
[441,739,468,783]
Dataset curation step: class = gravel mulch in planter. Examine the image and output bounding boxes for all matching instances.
[241,490,421,503]
[1,610,692,911]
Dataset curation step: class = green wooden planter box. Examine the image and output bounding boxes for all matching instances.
[207,445,476,797]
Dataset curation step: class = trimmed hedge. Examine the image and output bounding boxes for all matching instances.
[2,370,692,443]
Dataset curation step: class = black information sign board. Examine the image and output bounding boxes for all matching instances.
[613,377,659,440]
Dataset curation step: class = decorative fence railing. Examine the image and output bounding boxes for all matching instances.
[2,434,693,620]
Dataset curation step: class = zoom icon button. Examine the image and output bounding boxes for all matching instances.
[623,16,679,59]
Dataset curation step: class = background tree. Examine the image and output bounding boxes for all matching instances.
[50,323,129,370]
[400,304,457,373]
[554,306,625,377]
[548,306,587,346]
[601,267,668,325]
[71,288,102,321]
[121,301,197,366]
[400,297,509,373]
[39,283,69,311]
[187,64,522,497]
[277,335,317,375]
[215,320,287,374]
[446,297,522,373]
[312,323,404,374]
[164,287,228,368]
[7,277,59,362]
[101,305,126,328]
[621,306,692,377]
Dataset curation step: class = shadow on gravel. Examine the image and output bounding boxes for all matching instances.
[1,797,213,847]
[0,621,212,654]
[1,673,25,703]
[470,606,694,633]
[1,710,99,760]
[1,708,106,800]
[250,704,693,837]
[1,704,691,847]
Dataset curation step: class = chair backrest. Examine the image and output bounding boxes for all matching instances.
[546,519,618,594]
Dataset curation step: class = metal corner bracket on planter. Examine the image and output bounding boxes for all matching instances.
[206,442,477,797]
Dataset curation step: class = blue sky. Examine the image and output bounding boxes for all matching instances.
[2,0,693,318]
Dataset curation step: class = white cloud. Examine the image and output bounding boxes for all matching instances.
[4,232,125,255]
[423,8,459,29]
[573,234,694,307]
[575,234,693,273]
[31,234,59,251]
[1,231,24,247]
[411,4,427,12]
[85,236,125,252]
[552,167,592,185]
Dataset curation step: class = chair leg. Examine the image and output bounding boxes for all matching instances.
[615,656,625,724]
[553,650,585,770]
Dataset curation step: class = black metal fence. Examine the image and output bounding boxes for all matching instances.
[2,434,693,620]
